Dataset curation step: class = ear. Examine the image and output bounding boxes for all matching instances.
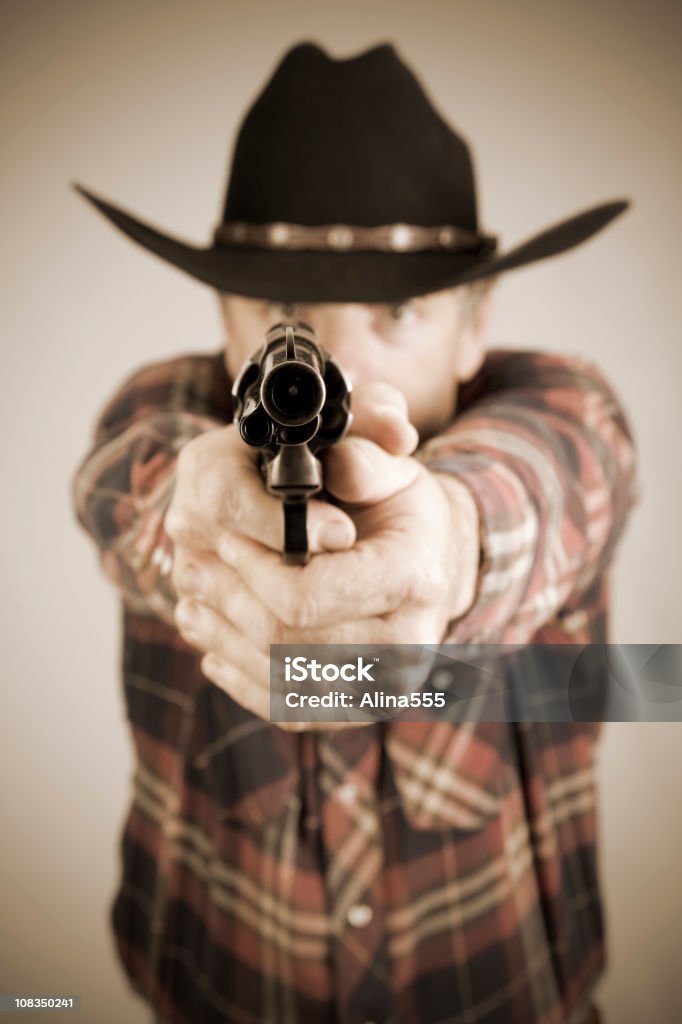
[216,290,230,334]
[454,280,496,382]
[215,292,236,379]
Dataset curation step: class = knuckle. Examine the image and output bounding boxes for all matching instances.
[280,584,318,630]
[177,434,239,526]
[170,559,186,595]
[382,618,405,645]
[270,617,287,647]
[198,474,234,525]
[197,608,218,653]
[164,504,189,542]
[241,600,275,651]
[409,555,446,604]
[175,434,202,476]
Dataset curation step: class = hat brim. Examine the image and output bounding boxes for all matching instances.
[74,184,629,304]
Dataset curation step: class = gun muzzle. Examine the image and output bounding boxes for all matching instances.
[232,321,352,563]
[261,362,325,426]
[260,324,326,427]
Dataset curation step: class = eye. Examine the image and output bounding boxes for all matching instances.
[385,302,418,326]
[266,301,300,320]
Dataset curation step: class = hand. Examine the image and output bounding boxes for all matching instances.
[170,389,480,731]
[165,380,418,555]
[167,382,426,730]
[175,465,479,732]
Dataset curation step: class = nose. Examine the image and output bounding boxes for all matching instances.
[303,304,372,383]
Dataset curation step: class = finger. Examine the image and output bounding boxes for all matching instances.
[175,596,272,683]
[323,437,421,504]
[174,547,408,650]
[167,426,356,554]
[200,655,273,722]
[305,496,357,552]
[172,547,279,651]
[348,380,419,455]
[218,528,413,629]
[165,427,279,549]
[201,654,374,732]
[196,640,348,731]
[223,430,357,552]
[170,542,204,604]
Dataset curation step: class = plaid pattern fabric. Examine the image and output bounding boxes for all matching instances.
[73,348,637,1023]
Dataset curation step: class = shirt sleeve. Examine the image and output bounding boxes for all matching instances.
[417,349,639,643]
[71,351,232,624]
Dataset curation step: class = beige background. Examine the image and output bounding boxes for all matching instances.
[1,0,681,1021]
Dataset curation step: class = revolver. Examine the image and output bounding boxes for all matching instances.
[231,322,352,564]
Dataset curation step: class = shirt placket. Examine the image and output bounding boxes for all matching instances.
[313,727,394,1024]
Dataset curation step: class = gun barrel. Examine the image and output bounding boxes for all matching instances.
[260,324,326,426]
[261,361,325,426]
[232,321,352,563]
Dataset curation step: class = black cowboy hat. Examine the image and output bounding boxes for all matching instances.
[74,41,629,304]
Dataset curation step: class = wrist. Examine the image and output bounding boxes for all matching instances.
[434,473,482,622]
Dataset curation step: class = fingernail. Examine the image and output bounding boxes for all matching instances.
[175,600,199,628]
[378,404,408,422]
[403,423,420,450]
[381,409,418,447]
[181,564,202,595]
[202,654,219,675]
[318,521,354,550]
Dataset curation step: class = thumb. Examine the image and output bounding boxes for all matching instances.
[323,437,420,504]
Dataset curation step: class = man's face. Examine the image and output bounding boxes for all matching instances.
[219,285,493,439]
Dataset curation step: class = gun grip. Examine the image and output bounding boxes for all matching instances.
[283,499,310,565]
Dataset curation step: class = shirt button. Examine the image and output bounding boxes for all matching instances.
[347,903,373,928]
[431,668,452,689]
[337,781,358,806]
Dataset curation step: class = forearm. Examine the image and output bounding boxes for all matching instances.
[72,352,231,622]
[73,412,221,623]
[418,350,638,642]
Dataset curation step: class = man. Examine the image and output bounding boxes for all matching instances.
[73,42,636,1024]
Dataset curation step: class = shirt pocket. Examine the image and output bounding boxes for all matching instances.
[384,719,516,831]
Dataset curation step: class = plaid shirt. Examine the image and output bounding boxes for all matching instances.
[73,347,637,1024]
